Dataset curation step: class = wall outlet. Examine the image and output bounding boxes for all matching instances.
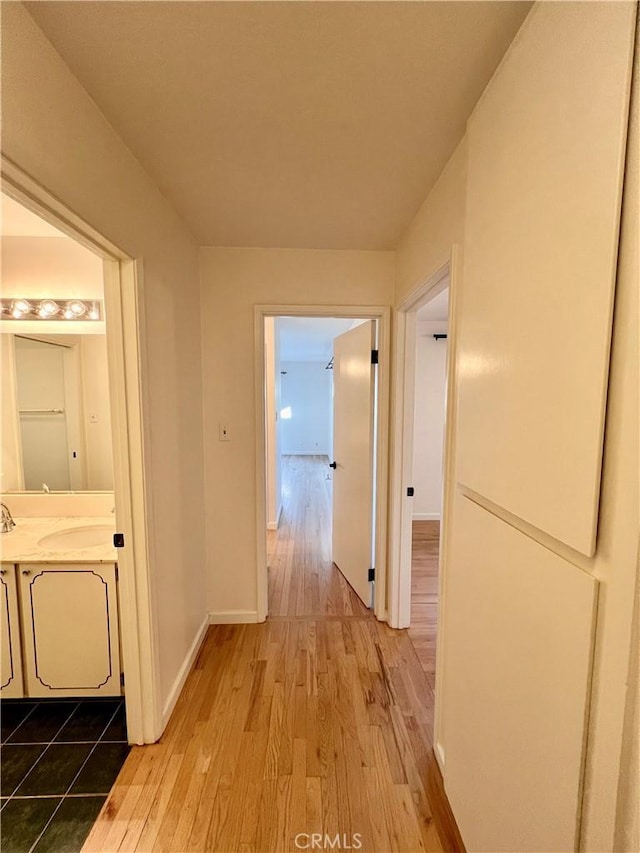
[219,423,231,441]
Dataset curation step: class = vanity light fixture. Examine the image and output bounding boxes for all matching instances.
[0,298,103,322]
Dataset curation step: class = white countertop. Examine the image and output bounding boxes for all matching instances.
[0,517,118,564]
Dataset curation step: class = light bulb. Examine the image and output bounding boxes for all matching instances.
[38,299,59,318]
[12,299,32,315]
[67,300,86,317]
[88,303,100,320]
[64,308,74,320]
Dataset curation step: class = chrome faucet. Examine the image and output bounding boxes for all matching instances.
[1,503,15,533]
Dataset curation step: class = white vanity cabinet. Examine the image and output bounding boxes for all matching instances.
[0,564,25,698]
[0,562,121,698]
[19,563,121,697]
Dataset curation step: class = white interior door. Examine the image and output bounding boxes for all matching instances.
[332,320,375,607]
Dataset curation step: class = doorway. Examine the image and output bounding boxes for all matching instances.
[406,289,449,691]
[0,167,158,747]
[254,305,391,623]
[266,316,375,615]
[388,251,459,763]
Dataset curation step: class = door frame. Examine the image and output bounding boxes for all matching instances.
[388,245,461,762]
[1,156,161,744]
[254,304,391,622]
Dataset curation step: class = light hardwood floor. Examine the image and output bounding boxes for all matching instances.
[408,520,440,693]
[83,457,444,852]
[267,455,368,618]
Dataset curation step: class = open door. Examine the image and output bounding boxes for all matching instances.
[331,320,376,607]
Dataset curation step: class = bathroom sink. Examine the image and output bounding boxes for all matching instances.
[38,524,115,551]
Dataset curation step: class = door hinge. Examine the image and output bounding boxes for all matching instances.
[407,486,415,497]
[368,567,375,582]
[113,532,125,548]
[114,564,119,582]
[120,672,125,688]
[371,349,379,365]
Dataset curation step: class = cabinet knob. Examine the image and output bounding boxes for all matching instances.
[22,570,31,577]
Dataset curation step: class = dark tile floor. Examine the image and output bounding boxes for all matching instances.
[1,697,129,853]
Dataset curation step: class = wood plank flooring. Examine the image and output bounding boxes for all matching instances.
[83,457,444,852]
[267,455,368,618]
[408,521,440,693]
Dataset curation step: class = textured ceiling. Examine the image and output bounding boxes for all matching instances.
[26,1,531,249]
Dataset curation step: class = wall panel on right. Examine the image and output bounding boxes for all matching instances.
[457,2,636,554]
[442,495,597,853]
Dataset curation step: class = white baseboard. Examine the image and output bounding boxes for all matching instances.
[209,609,260,624]
[266,503,283,531]
[413,512,441,521]
[161,613,209,728]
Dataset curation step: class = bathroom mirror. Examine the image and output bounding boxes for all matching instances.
[1,332,114,492]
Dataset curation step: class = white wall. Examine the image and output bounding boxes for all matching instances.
[412,323,447,520]
[0,235,103,297]
[2,3,207,719]
[279,361,332,456]
[582,14,639,847]
[395,138,467,305]
[200,247,394,620]
[394,4,638,851]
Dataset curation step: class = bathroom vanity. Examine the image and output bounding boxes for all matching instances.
[0,514,121,699]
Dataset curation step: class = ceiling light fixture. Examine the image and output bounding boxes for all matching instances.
[0,298,103,322]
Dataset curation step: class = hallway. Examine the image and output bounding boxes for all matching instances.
[83,456,444,852]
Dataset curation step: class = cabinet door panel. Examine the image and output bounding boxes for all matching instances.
[0,565,24,698]
[457,2,636,554]
[442,495,597,852]
[20,563,121,697]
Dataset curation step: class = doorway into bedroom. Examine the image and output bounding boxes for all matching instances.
[406,286,449,691]
[263,315,378,618]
